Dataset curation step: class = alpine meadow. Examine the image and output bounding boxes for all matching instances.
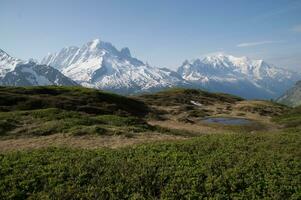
[0,0,301,199]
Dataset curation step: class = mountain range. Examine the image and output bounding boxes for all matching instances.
[1,38,300,99]
[0,49,77,87]
[177,54,301,99]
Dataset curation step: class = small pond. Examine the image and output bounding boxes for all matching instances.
[201,117,253,125]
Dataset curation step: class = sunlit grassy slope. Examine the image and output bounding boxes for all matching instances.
[0,86,150,137]
[0,86,288,138]
[0,86,300,199]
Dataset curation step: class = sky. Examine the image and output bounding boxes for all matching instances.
[1,0,301,71]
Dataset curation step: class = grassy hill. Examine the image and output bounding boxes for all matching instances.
[138,88,243,106]
[0,86,300,199]
[137,88,288,125]
[0,86,149,116]
[0,86,150,138]
[0,86,291,139]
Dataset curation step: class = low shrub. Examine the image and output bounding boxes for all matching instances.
[0,132,299,199]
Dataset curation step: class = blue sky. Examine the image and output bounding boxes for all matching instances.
[1,0,301,70]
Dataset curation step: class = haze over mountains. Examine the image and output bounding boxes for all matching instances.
[1,38,300,99]
[277,80,301,107]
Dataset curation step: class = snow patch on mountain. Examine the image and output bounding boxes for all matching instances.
[0,49,22,78]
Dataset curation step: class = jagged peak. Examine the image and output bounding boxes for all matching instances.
[0,49,21,63]
[120,47,131,57]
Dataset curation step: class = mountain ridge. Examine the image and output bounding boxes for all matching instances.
[0,49,78,87]
[2,39,299,99]
[41,39,187,94]
[277,80,301,107]
[177,53,301,99]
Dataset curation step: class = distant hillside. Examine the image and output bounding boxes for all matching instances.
[277,80,301,107]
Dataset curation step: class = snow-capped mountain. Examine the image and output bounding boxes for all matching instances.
[0,49,21,78]
[177,53,301,99]
[41,39,186,94]
[0,49,77,86]
[40,39,300,99]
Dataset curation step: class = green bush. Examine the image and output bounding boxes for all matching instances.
[0,132,299,199]
[0,119,17,135]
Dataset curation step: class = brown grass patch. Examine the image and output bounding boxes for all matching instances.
[0,132,186,152]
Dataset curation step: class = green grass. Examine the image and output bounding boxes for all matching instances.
[0,86,152,138]
[0,86,149,117]
[137,88,244,120]
[0,108,150,138]
[137,87,243,107]
[239,102,289,117]
[0,86,300,199]
[0,132,300,199]
[273,105,301,130]
[0,86,282,138]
